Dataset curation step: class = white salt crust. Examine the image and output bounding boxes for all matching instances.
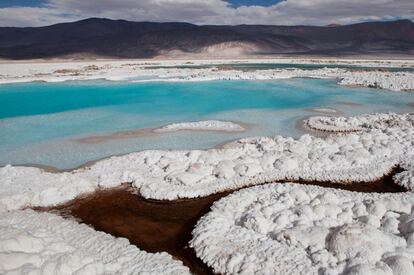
[1,111,414,274]
[0,209,190,274]
[154,120,245,133]
[305,112,414,132]
[305,112,414,190]
[191,183,414,275]
[0,60,413,92]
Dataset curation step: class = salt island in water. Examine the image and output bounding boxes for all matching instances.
[1,58,414,274]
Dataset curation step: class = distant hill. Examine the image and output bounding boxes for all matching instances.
[0,18,413,59]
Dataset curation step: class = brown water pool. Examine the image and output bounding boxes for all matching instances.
[38,169,406,274]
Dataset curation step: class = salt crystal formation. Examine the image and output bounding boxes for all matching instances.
[191,183,414,275]
[305,112,414,191]
[1,111,414,274]
[0,210,190,274]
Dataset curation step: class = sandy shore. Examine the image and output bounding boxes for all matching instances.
[304,107,342,115]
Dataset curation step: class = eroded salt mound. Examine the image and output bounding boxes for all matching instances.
[191,183,414,275]
[0,210,190,274]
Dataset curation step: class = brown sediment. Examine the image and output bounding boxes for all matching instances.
[75,128,157,144]
[10,157,108,173]
[16,163,64,173]
[39,185,228,275]
[304,107,343,115]
[295,115,334,138]
[335,101,365,107]
[37,168,406,275]
[74,120,250,144]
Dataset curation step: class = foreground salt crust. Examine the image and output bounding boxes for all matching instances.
[154,120,245,133]
[1,112,414,211]
[0,210,190,274]
[0,60,413,92]
[191,183,414,275]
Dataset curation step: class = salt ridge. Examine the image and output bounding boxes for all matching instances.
[306,112,414,132]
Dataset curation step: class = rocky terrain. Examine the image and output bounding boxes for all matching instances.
[0,18,413,59]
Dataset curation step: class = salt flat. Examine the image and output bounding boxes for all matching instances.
[0,58,413,92]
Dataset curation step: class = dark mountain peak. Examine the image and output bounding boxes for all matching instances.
[0,19,413,59]
[76,17,112,23]
[392,19,414,24]
[70,17,196,28]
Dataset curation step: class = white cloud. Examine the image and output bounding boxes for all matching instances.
[0,0,412,27]
[0,7,81,27]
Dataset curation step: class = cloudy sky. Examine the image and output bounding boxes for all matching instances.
[0,0,413,27]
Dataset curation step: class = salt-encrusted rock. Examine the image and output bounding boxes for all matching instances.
[213,160,236,179]
[384,256,414,275]
[0,210,190,274]
[394,155,414,190]
[190,183,414,275]
[328,223,406,262]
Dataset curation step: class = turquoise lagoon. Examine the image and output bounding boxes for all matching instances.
[0,78,413,169]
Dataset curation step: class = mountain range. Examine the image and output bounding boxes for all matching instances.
[0,18,413,59]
